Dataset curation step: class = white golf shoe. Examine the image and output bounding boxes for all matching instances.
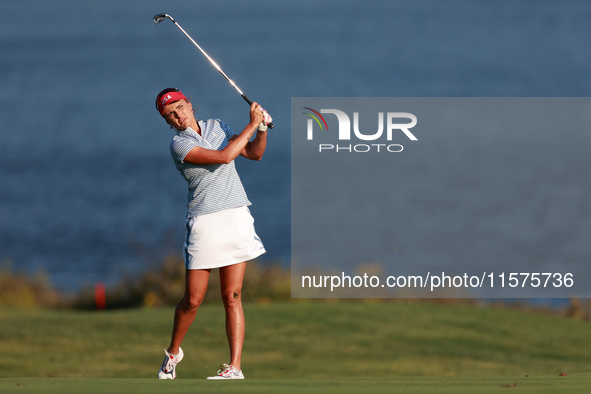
[158,347,184,379]
[206,363,244,380]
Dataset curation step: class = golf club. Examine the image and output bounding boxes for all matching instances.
[153,13,274,129]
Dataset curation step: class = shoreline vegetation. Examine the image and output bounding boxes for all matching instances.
[0,256,291,309]
[0,257,589,320]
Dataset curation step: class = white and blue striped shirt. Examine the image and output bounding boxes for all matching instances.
[170,119,251,217]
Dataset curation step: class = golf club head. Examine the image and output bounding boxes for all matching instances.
[153,13,173,25]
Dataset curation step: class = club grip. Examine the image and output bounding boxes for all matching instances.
[242,94,253,105]
[242,94,275,129]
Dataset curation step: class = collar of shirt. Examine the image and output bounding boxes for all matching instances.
[177,120,226,150]
[178,121,203,137]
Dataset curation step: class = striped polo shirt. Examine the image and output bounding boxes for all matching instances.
[170,119,251,217]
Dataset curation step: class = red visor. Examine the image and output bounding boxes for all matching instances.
[157,91,188,115]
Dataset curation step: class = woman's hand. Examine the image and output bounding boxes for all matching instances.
[249,102,264,127]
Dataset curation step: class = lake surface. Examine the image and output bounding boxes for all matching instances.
[1,0,590,291]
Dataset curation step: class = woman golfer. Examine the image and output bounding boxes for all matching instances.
[155,88,271,380]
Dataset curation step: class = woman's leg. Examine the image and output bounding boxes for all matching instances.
[167,269,211,354]
[219,262,247,370]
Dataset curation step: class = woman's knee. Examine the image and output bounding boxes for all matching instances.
[180,269,210,312]
[222,289,242,308]
[179,294,204,312]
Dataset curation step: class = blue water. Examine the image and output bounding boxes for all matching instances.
[1,0,591,291]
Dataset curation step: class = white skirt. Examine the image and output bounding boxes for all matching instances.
[183,206,266,270]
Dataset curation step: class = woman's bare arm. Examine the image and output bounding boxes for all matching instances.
[183,102,264,165]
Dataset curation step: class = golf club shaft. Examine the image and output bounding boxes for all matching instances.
[154,14,274,129]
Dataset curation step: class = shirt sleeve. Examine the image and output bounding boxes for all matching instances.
[170,136,197,163]
[217,119,236,141]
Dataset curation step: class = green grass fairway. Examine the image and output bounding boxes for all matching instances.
[1,375,590,394]
[1,301,590,391]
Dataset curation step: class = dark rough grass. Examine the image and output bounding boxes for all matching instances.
[1,302,590,379]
